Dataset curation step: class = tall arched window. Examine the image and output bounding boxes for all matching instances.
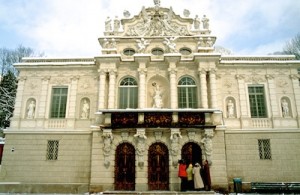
[178,77,197,108]
[119,77,138,109]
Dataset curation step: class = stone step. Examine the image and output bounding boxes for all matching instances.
[100,191,216,195]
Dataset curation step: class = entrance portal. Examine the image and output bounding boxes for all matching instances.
[115,142,135,190]
[182,142,202,165]
[148,142,169,190]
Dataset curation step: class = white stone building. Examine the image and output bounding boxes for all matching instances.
[0,1,300,194]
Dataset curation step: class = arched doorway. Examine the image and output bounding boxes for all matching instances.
[182,142,202,166]
[148,142,169,190]
[115,142,135,190]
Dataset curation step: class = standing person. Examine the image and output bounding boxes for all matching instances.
[178,159,187,191]
[193,163,204,190]
[202,160,211,191]
[186,163,194,191]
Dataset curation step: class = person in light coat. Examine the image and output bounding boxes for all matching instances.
[193,162,204,190]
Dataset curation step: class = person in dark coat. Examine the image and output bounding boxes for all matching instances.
[201,160,211,191]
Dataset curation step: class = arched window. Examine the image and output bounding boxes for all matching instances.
[178,77,197,108]
[119,77,138,109]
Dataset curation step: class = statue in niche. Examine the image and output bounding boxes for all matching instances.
[26,100,36,119]
[113,16,120,31]
[194,15,200,30]
[152,82,163,108]
[281,99,289,117]
[136,38,150,53]
[81,99,90,119]
[227,99,235,118]
[202,15,209,30]
[105,16,112,31]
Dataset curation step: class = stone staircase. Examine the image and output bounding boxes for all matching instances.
[100,191,216,195]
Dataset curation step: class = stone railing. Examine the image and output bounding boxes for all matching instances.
[48,119,66,129]
[251,118,272,128]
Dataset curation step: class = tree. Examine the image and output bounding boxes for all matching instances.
[0,71,17,128]
[0,45,43,129]
[283,33,300,60]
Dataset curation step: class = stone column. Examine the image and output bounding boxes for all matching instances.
[199,68,208,108]
[168,68,178,109]
[266,74,279,117]
[209,69,217,108]
[108,70,116,109]
[68,76,80,118]
[98,69,107,110]
[138,69,147,109]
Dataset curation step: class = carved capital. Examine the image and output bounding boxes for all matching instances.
[235,74,245,80]
[265,74,274,80]
[41,76,51,82]
[17,76,27,82]
[290,74,300,80]
[199,68,207,75]
[138,68,147,75]
[70,75,80,81]
[168,68,177,75]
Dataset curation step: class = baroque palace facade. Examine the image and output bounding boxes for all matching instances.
[1,1,300,193]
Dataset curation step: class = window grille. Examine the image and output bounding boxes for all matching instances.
[46,140,59,160]
[248,85,267,118]
[258,139,271,160]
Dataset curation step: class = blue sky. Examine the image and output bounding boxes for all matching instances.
[0,0,299,57]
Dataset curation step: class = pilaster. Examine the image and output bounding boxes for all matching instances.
[98,70,107,110]
[68,76,80,118]
[209,69,217,108]
[199,68,208,108]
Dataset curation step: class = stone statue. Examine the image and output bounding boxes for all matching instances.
[81,99,90,119]
[105,16,112,31]
[136,38,150,53]
[123,10,130,18]
[202,15,209,30]
[194,15,200,30]
[281,99,289,117]
[152,82,163,108]
[153,0,160,7]
[183,9,190,17]
[163,37,178,53]
[27,100,36,119]
[113,16,120,31]
[227,99,234,118]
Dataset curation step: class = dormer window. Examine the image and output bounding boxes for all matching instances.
[179,47,192,55]
[123,48,136,56]
[151,48,164,56]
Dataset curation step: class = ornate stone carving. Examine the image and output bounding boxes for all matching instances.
[102,130,113,167]
[201,129,214,164]
[170,128,182,166]
[125,7,191,37]
[134,129,147,166]
[163,37,178,53]
[136,38,150,53]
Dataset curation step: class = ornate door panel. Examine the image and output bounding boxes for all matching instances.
[182,142,202,165]
[115,143,135,190]
[148,142,169,190]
